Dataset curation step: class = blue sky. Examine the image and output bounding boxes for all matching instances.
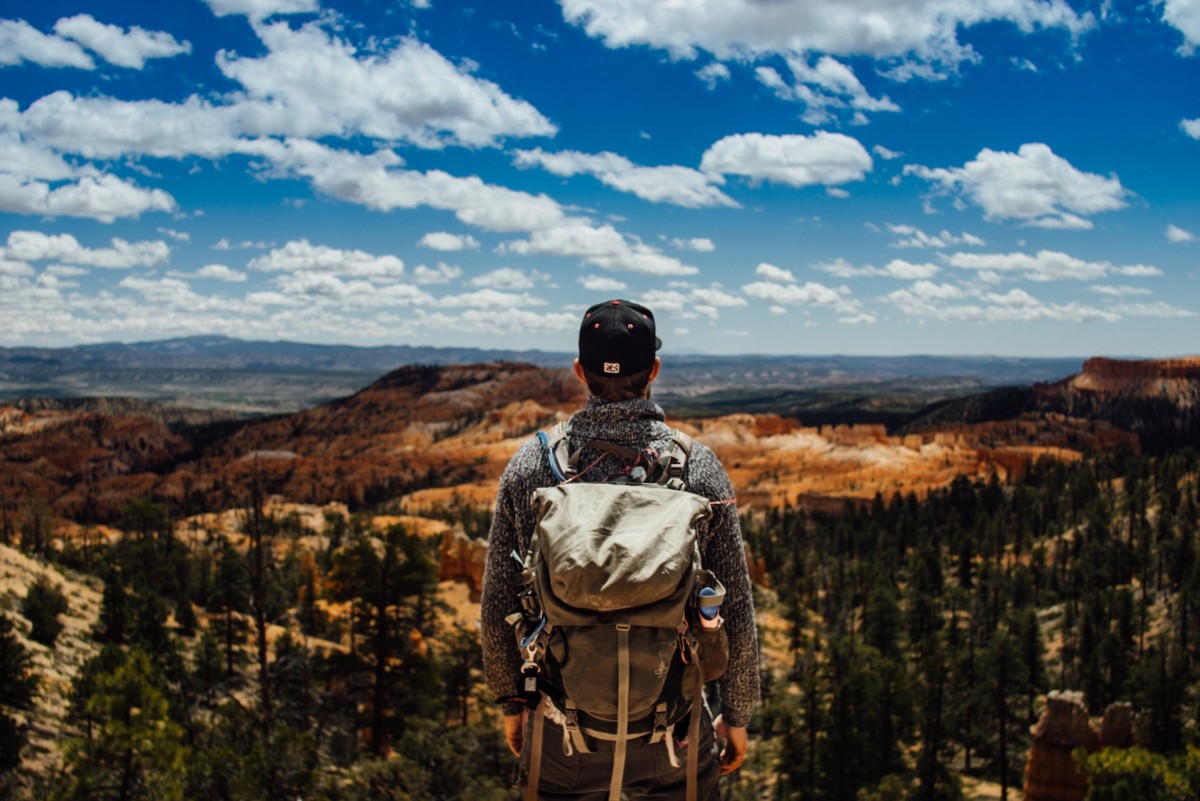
[1,0,1197,358]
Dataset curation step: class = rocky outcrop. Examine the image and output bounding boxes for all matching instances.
[1022,692,1135,801]
[438,527,487,602]
[1068,357,1200,407]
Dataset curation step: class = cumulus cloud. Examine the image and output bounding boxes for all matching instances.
[701,132,872,188]
[0,172,177,223]
[887,224,984,249]
[248,239,406,279]
[885,281,1120,323]
[944,250,1159,282]
[756,55,899,125]
[579,274,628,293]
[754,263,797,283]
[905,143,1128,229]
[558,0,1093,67]
[3,230,170,268]
[0,15,188,70]
[501,223,699,276]
[743,279,860,314]
[1161,0,1200,54]
[470,267,541,290]
[195,264,248,282]
[642,286,747,320]
[218,22,556,148]
[513,148,737,208]
[696,62,731,88]
[413,263,462,285]
[419,231,480,251]
[53,15,191,69]
[813,257,939,280]
[1112,301,1196,318]
[1184,119,1200,139]
[671,237,716,252]
[1090,285,1152,296]
[202,0,320,20]
[1167,224,1195,243]
[0,19,94,68]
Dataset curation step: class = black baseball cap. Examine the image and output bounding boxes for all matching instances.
[578,299,662,376]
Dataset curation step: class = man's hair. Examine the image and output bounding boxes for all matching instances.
[582,365,653,402]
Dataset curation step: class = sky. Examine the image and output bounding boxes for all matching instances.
[0,0,1198,358]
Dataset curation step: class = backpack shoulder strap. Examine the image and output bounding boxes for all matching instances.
[536,422,571,483]
[654,429,693,488]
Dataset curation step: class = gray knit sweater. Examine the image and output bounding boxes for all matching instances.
[480,396,760,728]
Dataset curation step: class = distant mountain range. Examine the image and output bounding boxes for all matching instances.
[0,335,1087,416]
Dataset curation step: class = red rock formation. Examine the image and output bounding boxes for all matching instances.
[438,527,487,602]
[1023,691,1097,801]
[1023,693,1137,801]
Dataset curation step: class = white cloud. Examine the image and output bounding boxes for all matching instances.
[579,274,628,293]
[558,0,1093,66]
[641,287,744,320]
[470,267,540,290]
[1167,224,1195,243]
[271,140,567,232]
[743,280,860,314]
[218,23,556,148]
[701,132,872,188]
[945,250,1159,282]
[53,15,191,69]
[887,224,984,249]
[419,231,480,251]
[157,227,191,242]
[248,239,406,279]
[437,288,546,309]
[501,223,699,276]
[213,238,269,251]
[758,55,899,125]
[514,148,737,208]
[671,237,716,252]
[754,262,797,283]
[195,263,248,282]
[885,282,1120,323]
[696,62,731,89]
[814,257,940,280]
[3,231,170,268]
[202,0,320,21]
[1184,119,1200,139]
[0,19,94,69]
[413,263,462,285]
[0,172,177,223]
[1090,285,1152,296]
[873,145,903,161]
[905,143,1128,229]
[1162,0,1200,54]
[1112,301,1195,318]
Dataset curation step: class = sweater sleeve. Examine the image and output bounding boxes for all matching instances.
[687,443,761,728]
[480,439,543,717]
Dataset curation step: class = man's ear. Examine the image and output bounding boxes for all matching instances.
[572,358,588,386]
[647,357,661,383]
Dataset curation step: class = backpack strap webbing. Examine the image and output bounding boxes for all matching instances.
[525,704,545,801]
[537,423,694,486]
[609,623,632,801]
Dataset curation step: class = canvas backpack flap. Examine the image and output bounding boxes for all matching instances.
[531,482,711,619]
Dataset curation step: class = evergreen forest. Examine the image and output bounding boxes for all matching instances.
[3,448,1200,800]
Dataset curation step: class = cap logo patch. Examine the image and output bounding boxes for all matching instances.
[604,362,621,374]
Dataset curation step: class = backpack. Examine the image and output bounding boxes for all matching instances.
[507,422,729,801]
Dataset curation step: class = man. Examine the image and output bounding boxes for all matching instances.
[480,299,760,800]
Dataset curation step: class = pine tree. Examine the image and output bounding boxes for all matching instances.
[1,612,36,775]
[53,650,188,801]
[23,575,69,647]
